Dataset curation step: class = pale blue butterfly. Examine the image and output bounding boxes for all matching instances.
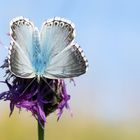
[8,17,88,81]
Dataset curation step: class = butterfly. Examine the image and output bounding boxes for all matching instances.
[8,17,88,81]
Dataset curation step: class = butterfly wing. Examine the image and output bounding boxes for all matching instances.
[40,17,75,63]
[44,43,88,79]
[40,17,88,79]
[9,17,35,78]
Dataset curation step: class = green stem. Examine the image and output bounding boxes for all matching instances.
[38,121,45,140]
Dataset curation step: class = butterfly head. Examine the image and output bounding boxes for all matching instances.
[36,75,42,83]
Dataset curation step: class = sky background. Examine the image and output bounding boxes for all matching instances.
[0,0,140,124]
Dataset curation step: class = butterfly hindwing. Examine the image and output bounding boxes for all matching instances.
[43,43,88,79]
[9,41,35,78]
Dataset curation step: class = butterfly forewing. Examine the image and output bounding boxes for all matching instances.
[9,17,35,78]
[40,18,75,66]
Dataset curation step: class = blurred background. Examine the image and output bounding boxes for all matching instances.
[0,0,140,140]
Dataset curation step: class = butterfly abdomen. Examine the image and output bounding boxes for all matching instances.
[31,28,47,76]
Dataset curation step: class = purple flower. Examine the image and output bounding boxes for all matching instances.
[0,58,70,126]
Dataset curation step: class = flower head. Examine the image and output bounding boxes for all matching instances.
[0,58,70,126]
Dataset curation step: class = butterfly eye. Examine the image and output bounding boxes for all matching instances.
[54,21,59,26]
[73,45,77,50]
[65,24,69,28]
[11,33,16,40]
[19,20,23,24]
[68,27,72,32]
[11,25,16,30]
[60,22,64,27]
[77,53,82,60]
[79,59,84,64]
[48,22,53,26]
[64,24,73,32]
[22,21,25,24]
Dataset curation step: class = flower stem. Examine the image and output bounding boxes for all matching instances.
[38,121,45,140]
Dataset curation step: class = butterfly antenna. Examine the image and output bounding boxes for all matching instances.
[41,77,55,93]
[21,77,36,94]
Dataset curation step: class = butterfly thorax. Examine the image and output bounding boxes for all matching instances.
[31,29,47,76]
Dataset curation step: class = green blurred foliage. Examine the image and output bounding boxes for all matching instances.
[0,107,140,140]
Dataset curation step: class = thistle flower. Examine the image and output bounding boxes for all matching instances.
[0,17,88,140]
[0,58,70,126]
